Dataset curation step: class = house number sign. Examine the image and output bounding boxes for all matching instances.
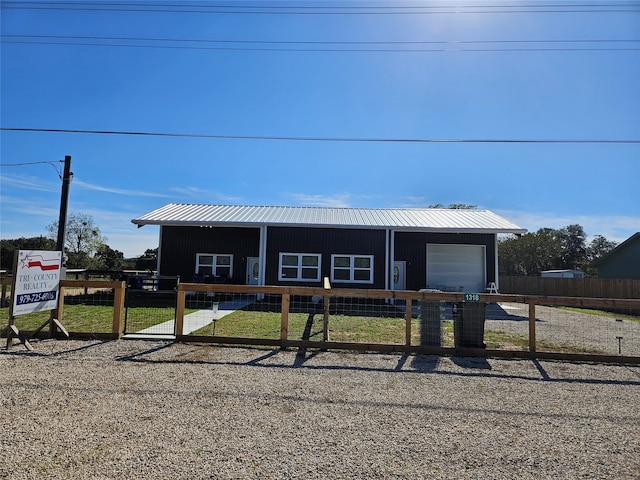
[464,293,481,302]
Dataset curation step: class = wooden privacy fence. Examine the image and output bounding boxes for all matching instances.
[500,276,640,299]
[2,278,639,364]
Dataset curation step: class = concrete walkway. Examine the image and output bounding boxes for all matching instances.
[124,295,256,340]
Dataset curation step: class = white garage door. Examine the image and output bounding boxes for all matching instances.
[426,244,486,293]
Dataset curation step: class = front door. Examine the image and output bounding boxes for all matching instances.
[246,257,260,285]
[393,261,406,291]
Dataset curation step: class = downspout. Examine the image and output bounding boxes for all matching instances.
[494,234,499,291]
[259,226,267,287]
[156,225,163,275]
[385,229,390,291]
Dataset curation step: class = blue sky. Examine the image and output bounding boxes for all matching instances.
[1,1,639,258]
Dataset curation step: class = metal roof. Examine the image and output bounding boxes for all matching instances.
[132,203,527,234]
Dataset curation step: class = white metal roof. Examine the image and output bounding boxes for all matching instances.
[132,203,527,234]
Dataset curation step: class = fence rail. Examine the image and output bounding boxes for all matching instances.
[2,278,639,364]
[500,276,640,299]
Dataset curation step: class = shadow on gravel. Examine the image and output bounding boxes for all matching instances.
[485,304,545,323]
[3,339,112,357]
[408,354,440,373]
[293,348,322,368]
[115,341,174,361]
[532,359,551,380]
[451,356,492,370]
[7,339,639,387]
[103,342,640,387]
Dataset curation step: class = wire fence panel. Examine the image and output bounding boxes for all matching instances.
[533,305,640,356]
[327,297,407,345]
[184,292,282,339]
[124,289,177,335]
[62,288,116,334]
[1,287,117,334]
[484,302,531,351]
[4,277,639,363]
[288,295,325,342]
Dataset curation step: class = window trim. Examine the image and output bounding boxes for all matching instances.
[330,254,374,284]
[278,252,322,282]
[195,253,234,278]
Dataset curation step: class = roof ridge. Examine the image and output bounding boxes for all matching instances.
[166,203,487,212]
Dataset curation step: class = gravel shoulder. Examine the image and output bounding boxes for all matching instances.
[2,339,640,480]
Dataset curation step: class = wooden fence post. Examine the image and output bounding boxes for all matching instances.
[405,299,412,346]
[175,289,186,336]
[56,285,65,325]
[528,301,536,353]
[112,281,126,338]
[280,292,290,347]
[323,277,331,342]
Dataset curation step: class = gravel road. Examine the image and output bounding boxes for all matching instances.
[2,339,639,479]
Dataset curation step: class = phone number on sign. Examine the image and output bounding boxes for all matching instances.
[16,291,58,305]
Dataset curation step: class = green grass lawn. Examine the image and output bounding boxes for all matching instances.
[1,304,116,333]
[192,310,536,349]
[1,301,609,354]
[191,308,422,344]
[1,305,198,335]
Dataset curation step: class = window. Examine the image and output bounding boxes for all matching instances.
[278,253,321,282]
[331,255,374,284]
[196,254,233,278]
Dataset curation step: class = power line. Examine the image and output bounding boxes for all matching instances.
[0,34,622,44]
[0,160,64,178]
[0,160,62,167]
[3,35,638,52]
[4,41,635,53]
[5,1,639,8]
[4,34,638,46]
[2,1,638,14]
[2,127,638,144]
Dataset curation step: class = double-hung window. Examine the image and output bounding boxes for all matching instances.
[196,253,233,278]
[278,253,321,282]
[331,254,374,284]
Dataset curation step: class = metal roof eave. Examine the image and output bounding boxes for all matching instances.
[131,218,526,235]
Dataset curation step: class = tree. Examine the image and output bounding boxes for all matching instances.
[134,248,158,271]
[499,225,621,277]
[557,224,587,271]
[586,235,618,263]
[0,236,57,272]
[584,235,618,275]
[499,228,563,276]
[94,243,125,270]
[428,204,477,209]
[47,213,107,268]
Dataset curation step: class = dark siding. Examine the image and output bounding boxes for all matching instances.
[159,226,260,283]
[158,224,496,289]
[266,227,387,288]
[595,236,640,279]
[394,232,496,291]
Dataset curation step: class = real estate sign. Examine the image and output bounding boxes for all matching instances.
[13,250,63,316]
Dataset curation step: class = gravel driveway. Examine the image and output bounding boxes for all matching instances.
[2,339,639,479]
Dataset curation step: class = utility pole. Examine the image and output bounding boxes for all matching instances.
[8,155,73,347]
[56,155,72,253]
[49,155,72,338]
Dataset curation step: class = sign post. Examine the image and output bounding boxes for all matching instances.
[6,250,67,350]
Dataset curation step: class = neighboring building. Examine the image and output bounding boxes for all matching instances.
[132,204,526,292]
[592,232,640,280]
[540,269,585,279]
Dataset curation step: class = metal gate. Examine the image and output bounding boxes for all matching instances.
[123,275,179,336]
